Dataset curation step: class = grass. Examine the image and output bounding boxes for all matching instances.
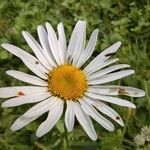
[0,0,150,149]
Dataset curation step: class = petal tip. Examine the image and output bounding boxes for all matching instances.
[131,104,136,109]
[37,25,40,29]
[119,120,124,127]
[1,43,7,48]
[6,70,11,75]
[36,131,43,138]
[109,126,115,132]
[10,125,17,131]
[1,102,8,107]
[129,70,135,75]
[90,135,97,141]
[22,31,27,36]
[118,41,122,44]
[1,104,5,107]
[45,22,50,27]
[67,129,73,132]
[116,41,121,47]
[139,90,145,97]
[58,22,63,26]
[121,123,124,127]
[78,20,86,23]
[94,29,99,34]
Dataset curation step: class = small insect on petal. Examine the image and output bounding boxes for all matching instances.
[35,61,39,64]
[116,116,120,120]
[118,88,129,95]
[18,91,25,96]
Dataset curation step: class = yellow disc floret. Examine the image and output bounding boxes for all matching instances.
[48,64,87,101]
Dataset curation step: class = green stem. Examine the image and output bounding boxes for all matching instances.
[62,125,69,150]
[144,80,150,117]
[34,141,49,150]
[0,138,5,144]
[122,107,132,137]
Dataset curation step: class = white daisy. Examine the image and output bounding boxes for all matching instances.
[0,20,145,141]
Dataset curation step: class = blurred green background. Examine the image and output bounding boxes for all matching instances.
[0,0,150,150]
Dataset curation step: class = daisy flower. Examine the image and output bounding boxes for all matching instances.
[0,20,145,140]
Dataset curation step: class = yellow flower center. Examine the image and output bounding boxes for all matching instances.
[48,64,87,101]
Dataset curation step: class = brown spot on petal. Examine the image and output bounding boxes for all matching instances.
[18,91,25,96]
[45,72,49,76]
[35,61,39,64]
[116,116,120,120]
[118,88,129,95]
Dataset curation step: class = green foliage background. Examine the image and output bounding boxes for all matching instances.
[0,0,149,149]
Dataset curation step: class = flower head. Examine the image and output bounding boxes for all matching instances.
[134,134,145,146]
[0,20,145,140]
[141,126,150,142]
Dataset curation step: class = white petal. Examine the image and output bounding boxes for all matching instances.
[2,92,51,107]
[0,86,47,98]
[86,98,124,126]
[1,43,48,79]
[88,64,130,80]
[37,25,57,67]
[20,96,57,118]
[79,99,114,131]
[66,20,86,64]
[85,58,119,75]
[22,31,52,70]
[88,85,145,97]
[57,22,66,63]
[84,41,121,74]
[18,50,48,79]
[72,21,86,65]
[86,92,136,108]
[11,115,40,131]
[72,101,97,141]
[87,86,118,95]
[45,22,62,65]
[36,99,64,137]
[6,70,47,86]
[76,29,98,67]
[88,70,135,85]
[65,100,75,132]
[11,97,58,132]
